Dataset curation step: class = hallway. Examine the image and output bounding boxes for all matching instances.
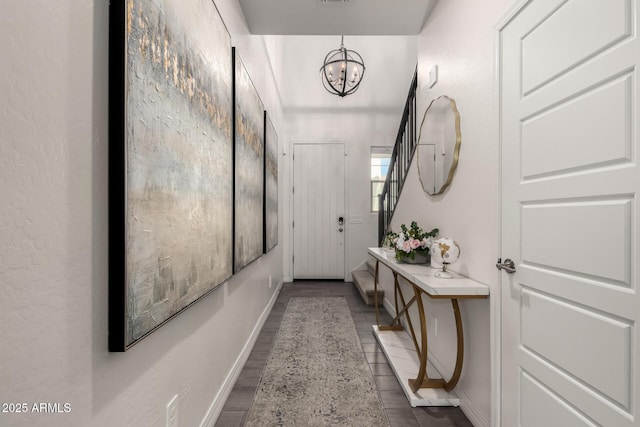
[215,282,473,427]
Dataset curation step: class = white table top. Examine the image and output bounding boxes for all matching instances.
[368,247,489,297]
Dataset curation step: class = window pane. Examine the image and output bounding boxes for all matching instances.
[371,181,384,212]
[370,147,392,212]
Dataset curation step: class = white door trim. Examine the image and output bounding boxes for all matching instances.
[288,141,349,281]
[492,2,532,426]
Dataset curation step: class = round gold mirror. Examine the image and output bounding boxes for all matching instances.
[417,95,461,195]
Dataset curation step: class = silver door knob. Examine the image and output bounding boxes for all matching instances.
[496,258,516,273]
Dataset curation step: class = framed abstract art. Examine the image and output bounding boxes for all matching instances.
[109,0,233,351]
[264,111,278,253]
[232,48,265,273]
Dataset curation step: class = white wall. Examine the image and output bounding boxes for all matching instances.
[0,1,283,426]
[278,36,418,281]
[376,1,512,425]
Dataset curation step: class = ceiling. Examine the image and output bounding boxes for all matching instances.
[274,36,418,110]
[238,0,439,35]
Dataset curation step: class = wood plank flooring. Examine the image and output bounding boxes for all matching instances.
[215,281,474,427]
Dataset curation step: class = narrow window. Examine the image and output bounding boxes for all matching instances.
[371,147,392,212]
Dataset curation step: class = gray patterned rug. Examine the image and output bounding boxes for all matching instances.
[245,297,390,427]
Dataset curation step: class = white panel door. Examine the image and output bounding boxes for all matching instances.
[500,0,639,425]
[293,143,346,279]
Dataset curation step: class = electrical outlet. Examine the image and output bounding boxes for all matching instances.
[433,316,438,337]
[166,394,179,427]
[268,275,272,288]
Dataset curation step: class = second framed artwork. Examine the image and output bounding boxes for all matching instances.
[233,48,265,273]
[264,111,278,253]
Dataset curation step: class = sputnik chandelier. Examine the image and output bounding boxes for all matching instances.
[319,36,366,97]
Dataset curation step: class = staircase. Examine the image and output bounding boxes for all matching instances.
[352,256,383,306]
[378,68,418,244]
[353,68,418,306]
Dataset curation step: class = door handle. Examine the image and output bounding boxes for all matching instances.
[496,258,516,273]
[338,227,344,232]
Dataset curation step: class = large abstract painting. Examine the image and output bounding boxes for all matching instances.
[233,48,265,273]
[109,0,233,351]
[264,111,278,253]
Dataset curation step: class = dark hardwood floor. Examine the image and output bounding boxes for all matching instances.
[215,281,474,427]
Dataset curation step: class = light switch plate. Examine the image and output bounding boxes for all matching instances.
[428,65,438,88]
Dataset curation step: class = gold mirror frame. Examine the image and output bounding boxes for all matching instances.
[416,95,461,196]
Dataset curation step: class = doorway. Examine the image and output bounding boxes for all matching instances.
[292,143,346,279]
[499,0,639,425]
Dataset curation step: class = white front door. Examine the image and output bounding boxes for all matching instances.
[292,143,346,279]
[500,0,639,425]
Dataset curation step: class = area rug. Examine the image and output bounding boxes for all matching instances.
[245,297,390,427]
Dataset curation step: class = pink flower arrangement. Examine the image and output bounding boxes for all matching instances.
[391,221,439,262]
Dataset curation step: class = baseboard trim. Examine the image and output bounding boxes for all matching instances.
[427,350,489,427]
[199,280,283,427]
[381,295,489,427]
[459,394,490,427]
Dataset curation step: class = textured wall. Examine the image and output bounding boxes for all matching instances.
[0,1,283,426]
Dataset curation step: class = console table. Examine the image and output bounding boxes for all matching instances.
[368,247,489,407]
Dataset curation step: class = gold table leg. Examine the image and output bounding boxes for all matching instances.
[408,284,431,392]
[378,272,405,331]
[394,274,420,354]
[444,299,464,392]
[375,261,404,331]
[373,256,467,394]
[374,260,380,326]
[408,286,464,393]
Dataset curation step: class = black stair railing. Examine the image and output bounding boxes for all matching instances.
[378,68,418,245]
